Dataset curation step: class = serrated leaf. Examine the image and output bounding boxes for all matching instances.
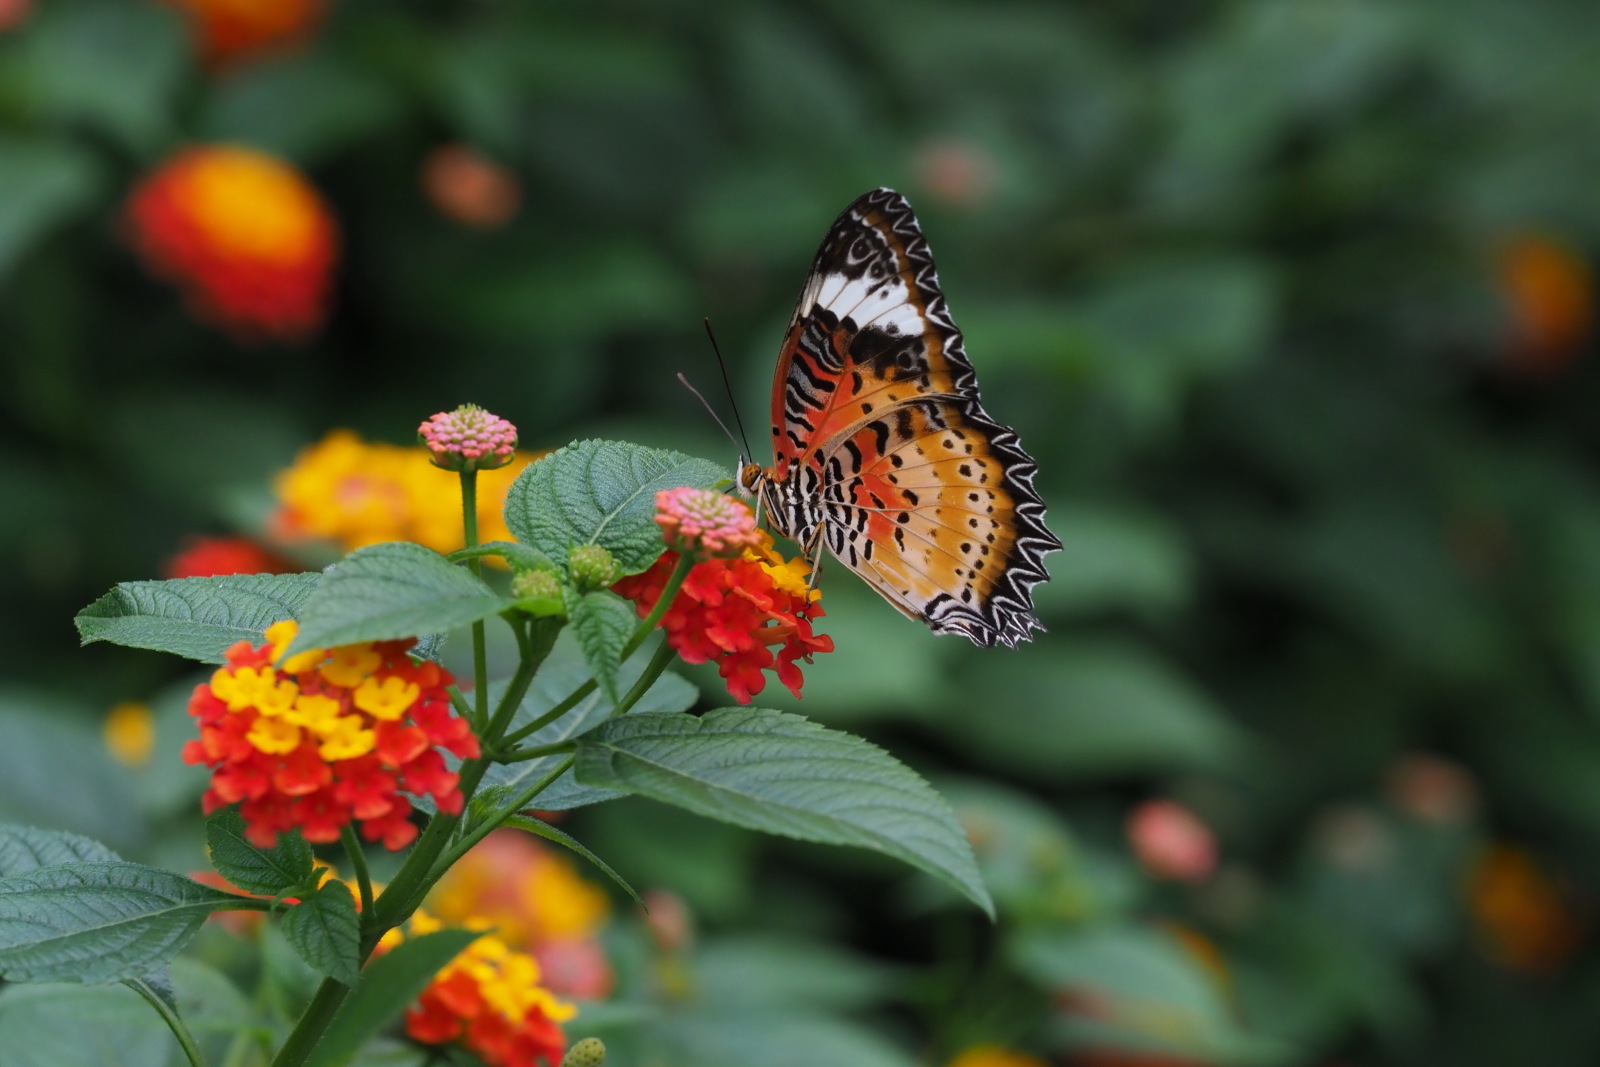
[0,825,118,875]
[75,573,322,664]
[568,590,634,702]
[478,656,698,811]
[574,709,993,916]
[288,542,511,655]
[205,809,313,896]
[305,928,482,1067]
[503,439,726,577]
[0,862,246,982]
[282,882,361,986]
[502,814,644,909]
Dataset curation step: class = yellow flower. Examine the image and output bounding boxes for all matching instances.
[946,1047,1049,1067]
[246,716,301,755]
[273,430,542,557]
[354,676,421,721]
[104,702,156,767]
[314,714,375,762]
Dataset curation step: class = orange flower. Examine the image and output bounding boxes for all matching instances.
[183,620,479,850]
[946,1047,1048,1067]
[104,702,156,767]
[1498,234,1594,377]
[164,0,323,67]
[422,145,522,229]
[0,0,30,33]
[274,430,540,556]
[126,146,337,343]
[165,535,299,579]
[379,909,575,1067]
[1469,843,1586,972]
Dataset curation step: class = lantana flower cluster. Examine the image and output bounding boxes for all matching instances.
[380,909,576,1067]
[613,490,834,704]
[164,535,298,579]
[274,429,538,555]
[429,831,615,1000]
[125,145,337,342]
[183,620,479,850]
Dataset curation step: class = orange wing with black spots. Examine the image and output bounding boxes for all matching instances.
[754,189,1059,648]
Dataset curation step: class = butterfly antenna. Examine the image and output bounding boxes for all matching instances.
[676,373,743,457]
[703,317,755,461]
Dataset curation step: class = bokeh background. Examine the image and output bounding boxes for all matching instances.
[5,0,1600,1064]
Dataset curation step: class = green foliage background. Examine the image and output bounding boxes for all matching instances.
[4,0,1600,1064]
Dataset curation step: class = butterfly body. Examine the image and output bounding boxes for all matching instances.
[743,188,1060,648]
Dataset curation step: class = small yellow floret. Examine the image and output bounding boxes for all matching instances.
[285,693,343,731]
[353,675,420,721]
[247,716,303,755]
[316,714,376,761]
[319,644,382,688]
[254,678,300,718]
[212,666,275,712]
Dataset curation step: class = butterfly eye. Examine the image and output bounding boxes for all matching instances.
[738,464,764,493]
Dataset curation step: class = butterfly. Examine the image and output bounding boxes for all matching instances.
[739,188,1060,648]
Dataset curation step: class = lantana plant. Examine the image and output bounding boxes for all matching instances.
[16,407,992,1067]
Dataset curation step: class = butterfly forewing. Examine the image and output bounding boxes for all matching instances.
[763,188,1059,648]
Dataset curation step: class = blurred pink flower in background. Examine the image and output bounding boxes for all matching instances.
[1127,799,1217,884]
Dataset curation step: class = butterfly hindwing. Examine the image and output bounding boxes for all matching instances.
[762,189,1060,648]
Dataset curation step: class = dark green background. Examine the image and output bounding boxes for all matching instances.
[5,1,1600,1064]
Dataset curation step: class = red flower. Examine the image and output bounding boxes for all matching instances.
[165,0,324,68]
[613,531,833,704]
[126,146,338,343]
[183,620,479,849]
[165,535,298,579]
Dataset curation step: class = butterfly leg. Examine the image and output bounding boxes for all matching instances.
[802,521,827,596]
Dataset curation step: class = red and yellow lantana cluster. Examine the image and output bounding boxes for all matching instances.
[184,620,479,850]
[614,490,833,704]
[429,831,615,1000]
[381,909,576,1067]
[126,145,337,342]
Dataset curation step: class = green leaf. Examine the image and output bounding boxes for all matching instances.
[502,813,644,909]
[574,709,993,916]
[0,983,173,1067]
[503,439,726,577]
[0,862,246,983]
[568,590,634,702]
[0,695,144,848]
[205,809,314,896]
[477,654,698,811]
[0,825,118,875]
[75,573,322,664]
[198,50,401,165]
[282,882,361,986]
[305,928,482,1067]
[287,542,510,655]
[0,137,106,282]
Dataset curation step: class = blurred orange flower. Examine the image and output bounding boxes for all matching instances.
[1127,800,1217,884]
[0,0,30,33]
[126,146,338,343]
[1498,234,1594,378]
[423,145,522,229]
[273,430,541,557]
[429,830,614,1000]
[164,0,324,67]
[1469,843,1586,973]
[946,1046,1049,1067]
[104,701,156,766]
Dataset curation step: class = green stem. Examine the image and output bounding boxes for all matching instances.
[501,555,695,748]
[130,977,209,1067]
[341,825,374,921]
[610,639,677,720]
[432,755,577,877]
[267,977,351,1067]
[460,471,489,729]
[621,554,695,660]
[495,740,578,763]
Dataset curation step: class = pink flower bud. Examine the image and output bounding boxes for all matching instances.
[417,404,518,472]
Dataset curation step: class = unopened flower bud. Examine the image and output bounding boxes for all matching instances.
[568,544,619,591]
[418,404,518,472]
[653,487,760,558]
[511,568,562,602]
[560,1037,606,1067]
